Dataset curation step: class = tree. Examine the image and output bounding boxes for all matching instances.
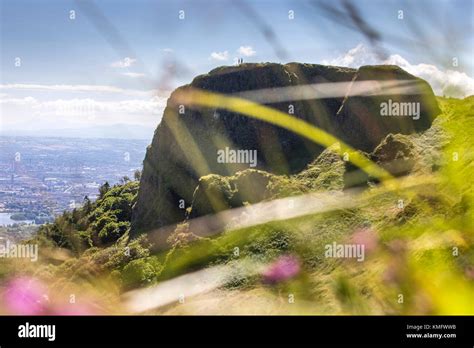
[99,181,110,198]
[83,196,92,214]
[120,176,131,184]
[134,169,142,181]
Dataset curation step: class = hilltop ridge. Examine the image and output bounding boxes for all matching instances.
[131,63,440,246]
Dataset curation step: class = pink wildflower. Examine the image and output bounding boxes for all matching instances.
[4,277,49,315]
[262,255,300,284]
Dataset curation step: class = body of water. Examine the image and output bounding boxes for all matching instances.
[0,213,34,226]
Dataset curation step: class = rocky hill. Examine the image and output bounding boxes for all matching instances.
[6,96,472,314]
[131,63,440,246]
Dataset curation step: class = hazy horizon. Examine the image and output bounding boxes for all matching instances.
[0,122,154,140]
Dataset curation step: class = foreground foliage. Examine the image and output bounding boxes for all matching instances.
[0,97,472,315]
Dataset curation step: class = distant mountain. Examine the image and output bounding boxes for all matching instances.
[1,124,153,140]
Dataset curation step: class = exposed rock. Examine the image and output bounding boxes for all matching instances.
[189,174,234,218]
[336,65,440,152]
[231,169,275,205]
[189,169,275,220]
[371,133,416,176]
[131,63,440,245]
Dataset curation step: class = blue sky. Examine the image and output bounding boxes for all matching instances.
[1,0,473,139]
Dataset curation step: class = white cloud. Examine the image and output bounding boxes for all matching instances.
[110,57,137,68]
[210,51,229,61]
[0,96,165,116]
[322,44,372,68]
[0,95,167,133]
[383,54,474,98]
[163,48,174,53]
[40,97,164,115]
[0,96,38,106]
[323,44,474,98]
[121,72,146,78]
[237,46,256,57]
[0,84,152,97]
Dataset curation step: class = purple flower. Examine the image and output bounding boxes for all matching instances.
[3,276,98,315]
[262,255,300,284]
[3,277,48,315]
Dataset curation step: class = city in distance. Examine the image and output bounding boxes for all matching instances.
[0,135,147,235]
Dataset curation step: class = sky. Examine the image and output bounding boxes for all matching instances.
[0,0,473,140]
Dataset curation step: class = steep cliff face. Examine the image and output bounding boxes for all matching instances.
[335,65,440,151]
[131,63,440,242]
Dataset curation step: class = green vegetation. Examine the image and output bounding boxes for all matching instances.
[0,97,472,315]
[9,212,36,221]
[36,180,139,253]
[190,145,347,219]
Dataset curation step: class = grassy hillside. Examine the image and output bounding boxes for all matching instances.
[0,96,472,315]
